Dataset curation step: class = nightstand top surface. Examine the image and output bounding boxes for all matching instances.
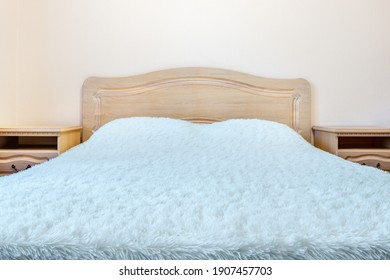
[0,126,82,134]
[313,126,390,134]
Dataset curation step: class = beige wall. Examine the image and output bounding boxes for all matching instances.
[0,0,18,125]
[4,0,390,126]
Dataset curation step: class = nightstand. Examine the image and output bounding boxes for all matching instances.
[313,126,390,171]
[0,126,82,176]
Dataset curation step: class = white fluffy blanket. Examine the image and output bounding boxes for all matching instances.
[0,118,390,259]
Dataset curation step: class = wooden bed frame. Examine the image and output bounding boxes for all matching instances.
[82,67,311,142]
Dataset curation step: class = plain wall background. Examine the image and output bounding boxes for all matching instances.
[0,0,18,125]
[1,0,389,127]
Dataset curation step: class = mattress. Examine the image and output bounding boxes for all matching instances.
[0,118,389,260]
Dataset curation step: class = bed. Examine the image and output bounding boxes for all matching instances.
[0,67,389,260]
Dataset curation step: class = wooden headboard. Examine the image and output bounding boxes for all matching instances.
[82,67,311,142]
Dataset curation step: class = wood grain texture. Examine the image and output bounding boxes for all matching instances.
[0,126,82,134]
[0,126,81,176]
[0,150,58,176]
[312,126,390,134]
[313,126,390,171]
[82,67,311,142]
[337,151,390,171]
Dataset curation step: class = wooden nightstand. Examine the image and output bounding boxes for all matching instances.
[313,126,390,171]
[0,126,82,176]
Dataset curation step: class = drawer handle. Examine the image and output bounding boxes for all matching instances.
[376,163,381,168]
[11,164,32,173]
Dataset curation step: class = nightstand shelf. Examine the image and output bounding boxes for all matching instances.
[0,126,82,176]
[313,126,390,171]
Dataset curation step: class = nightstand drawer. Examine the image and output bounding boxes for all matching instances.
[0,151,58,175]
[337,150,390,171]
